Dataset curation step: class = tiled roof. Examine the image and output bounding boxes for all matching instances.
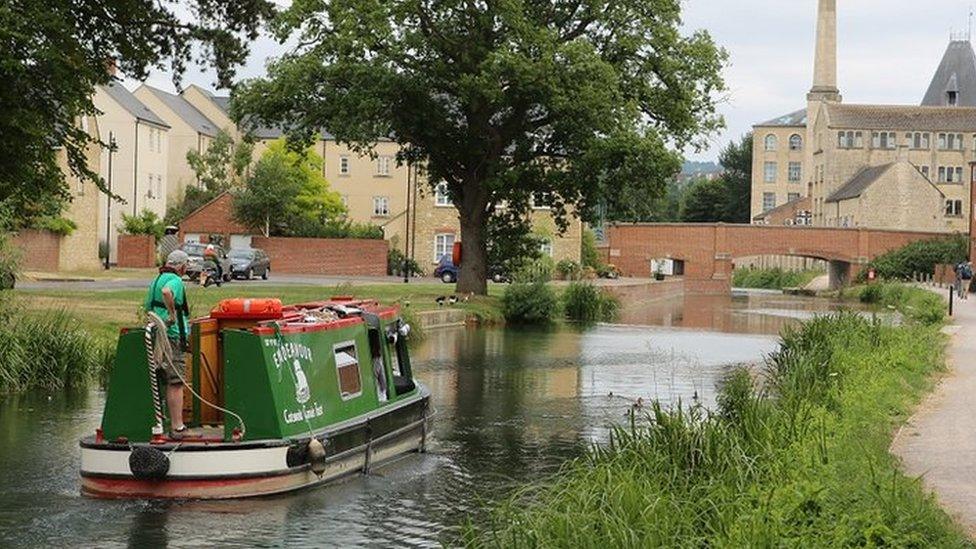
[825,103,976,131]
[207,93,334,140]
[756,108,807,127]
[752,195,811,221]
[143,86,218,137]
[825,164,893,203]
[922,40,976,107]
[103,82,169,128]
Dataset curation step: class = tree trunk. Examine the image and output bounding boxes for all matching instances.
[456,185,489,295]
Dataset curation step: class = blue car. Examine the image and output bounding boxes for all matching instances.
[433,255,458,283]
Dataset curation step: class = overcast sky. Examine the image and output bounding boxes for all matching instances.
[133,0,976,163]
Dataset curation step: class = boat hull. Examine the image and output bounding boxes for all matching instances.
[80,390,430,500]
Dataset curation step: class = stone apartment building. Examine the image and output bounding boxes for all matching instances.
[133,85,219,202]
[180,85,582,267]
[751,0,976,234]
[94,82,170,263]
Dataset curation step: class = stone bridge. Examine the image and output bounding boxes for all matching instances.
[605,223,954,293]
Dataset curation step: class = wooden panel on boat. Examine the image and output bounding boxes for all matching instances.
[195,318,223,425]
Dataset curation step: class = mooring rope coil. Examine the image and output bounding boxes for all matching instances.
[145,312,247,438]
[143,320,165,436]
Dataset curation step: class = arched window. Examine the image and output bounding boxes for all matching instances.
[764,134,778,151]
[789,134,802,151]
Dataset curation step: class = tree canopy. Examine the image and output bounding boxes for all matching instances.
[0,0,274,227]
[232,139,346,237]
[234,0,726,293]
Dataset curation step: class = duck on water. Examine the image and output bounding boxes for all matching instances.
[79,296,431,500]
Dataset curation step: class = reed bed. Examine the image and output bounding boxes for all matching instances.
[0,306,114,393]
[464,290,967,546]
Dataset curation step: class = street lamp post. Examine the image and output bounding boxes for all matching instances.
[104,132,117,270]
[403,162,411,284]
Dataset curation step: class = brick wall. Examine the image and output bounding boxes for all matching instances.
[12,230,60,272]
[251,237,388,276]
[117,234,157,268]
[178,192,252,245]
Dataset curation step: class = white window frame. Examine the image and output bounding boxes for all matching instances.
[539,239,553,257]
[434,182,452,206]
[789,134,802,151]
[764,134,777,151]
[434,233,455,262]
[787,192,801,203]
[762,192,776,212]
[763,162,776,183]
[372,196,390,216]
[946,199,963,217]
[788,162,801,183]
[339,156,350,175]
[376,155,391,176]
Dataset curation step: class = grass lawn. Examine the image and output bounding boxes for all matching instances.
[14,282,504,343]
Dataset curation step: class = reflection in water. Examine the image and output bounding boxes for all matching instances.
[0,292,845,547]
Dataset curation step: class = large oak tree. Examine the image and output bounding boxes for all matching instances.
[0,0,274,226]
[235,0,726,293]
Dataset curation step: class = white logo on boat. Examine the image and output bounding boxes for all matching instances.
[293,359,310,404]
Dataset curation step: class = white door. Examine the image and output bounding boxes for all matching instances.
[183,233,202,244]
[230,234,252,250]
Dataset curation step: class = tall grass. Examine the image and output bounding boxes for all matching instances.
[464,291,965,546]
[502,281,559,324]
[0,308,115,393]
[562,282,619,322]
[732,267,823,289]
[848,282,946,325]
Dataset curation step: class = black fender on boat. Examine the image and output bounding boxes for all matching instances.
[129,446,170,480]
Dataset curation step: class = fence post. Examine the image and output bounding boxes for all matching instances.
[950,285,954,317]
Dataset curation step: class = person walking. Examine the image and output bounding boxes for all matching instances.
[144,250,191,438]
[961,261,974,300]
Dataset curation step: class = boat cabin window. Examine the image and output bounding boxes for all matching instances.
[333,342,362,400]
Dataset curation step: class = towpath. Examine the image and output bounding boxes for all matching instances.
[892,288,976,536]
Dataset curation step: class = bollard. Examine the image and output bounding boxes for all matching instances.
[950,285,954,317]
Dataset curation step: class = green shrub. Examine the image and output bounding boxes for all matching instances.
[31,216,77,236]
[862,235,968,281]
[555,259,582,280]
[0,232,20,290]
[502,281,559,324]
[387,248,423,277]
[581,228,604,270]
[513,256,555,283]
[851,283,945,325]
[120,208,165,240]
[563,282,619,322]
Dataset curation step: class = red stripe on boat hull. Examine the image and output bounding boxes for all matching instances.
[81,470,323,500]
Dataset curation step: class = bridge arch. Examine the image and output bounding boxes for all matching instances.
[606,223,952,293]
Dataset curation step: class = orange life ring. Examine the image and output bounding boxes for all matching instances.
[210,298,284,320]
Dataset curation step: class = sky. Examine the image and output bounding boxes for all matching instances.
[131,0,976,163]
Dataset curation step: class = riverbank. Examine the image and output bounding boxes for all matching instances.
[464,285,969,546]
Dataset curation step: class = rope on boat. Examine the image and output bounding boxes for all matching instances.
[145,312,247,438]
[143,321,165,437]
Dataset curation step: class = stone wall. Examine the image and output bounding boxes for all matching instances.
[117,234,157,268]
[12,230,61,272]
[250,236,388,276]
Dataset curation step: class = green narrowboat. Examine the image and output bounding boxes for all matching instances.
[79,297,431,499]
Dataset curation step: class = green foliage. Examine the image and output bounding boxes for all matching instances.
[513,256,556,284]
[862,236,969,281]
[31,216,77,236]
[716,133,753,223]
[235,0,726,293]
[0,233,20,290]
[0,0,274,229]
[487,212,544,278]
[562,282,619,322]
[580,228,604,270]
[232,139,347,237]
[732,268,823,290]
[0,306,115,393]
[186,130,253,193]
[387,248,423,277]
[465,308,964,546]
[850,283,945,325]
[555,259,582,281]
[119,209,164,240]
[680,177,728,222]
[502,282,559,324]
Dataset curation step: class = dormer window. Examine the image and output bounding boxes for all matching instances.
[948,90,958,106]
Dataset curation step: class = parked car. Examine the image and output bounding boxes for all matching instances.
[434,255,508,283]
[229,248,271,280]
[181,242,233,283]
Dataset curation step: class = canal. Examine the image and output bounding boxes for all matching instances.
[0,292,866,547]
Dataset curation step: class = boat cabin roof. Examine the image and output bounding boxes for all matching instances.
[199,297,400,336]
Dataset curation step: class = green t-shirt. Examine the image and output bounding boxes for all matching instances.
[144,272,189,339]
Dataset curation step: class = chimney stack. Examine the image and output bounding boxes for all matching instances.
[808,0,842,102]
